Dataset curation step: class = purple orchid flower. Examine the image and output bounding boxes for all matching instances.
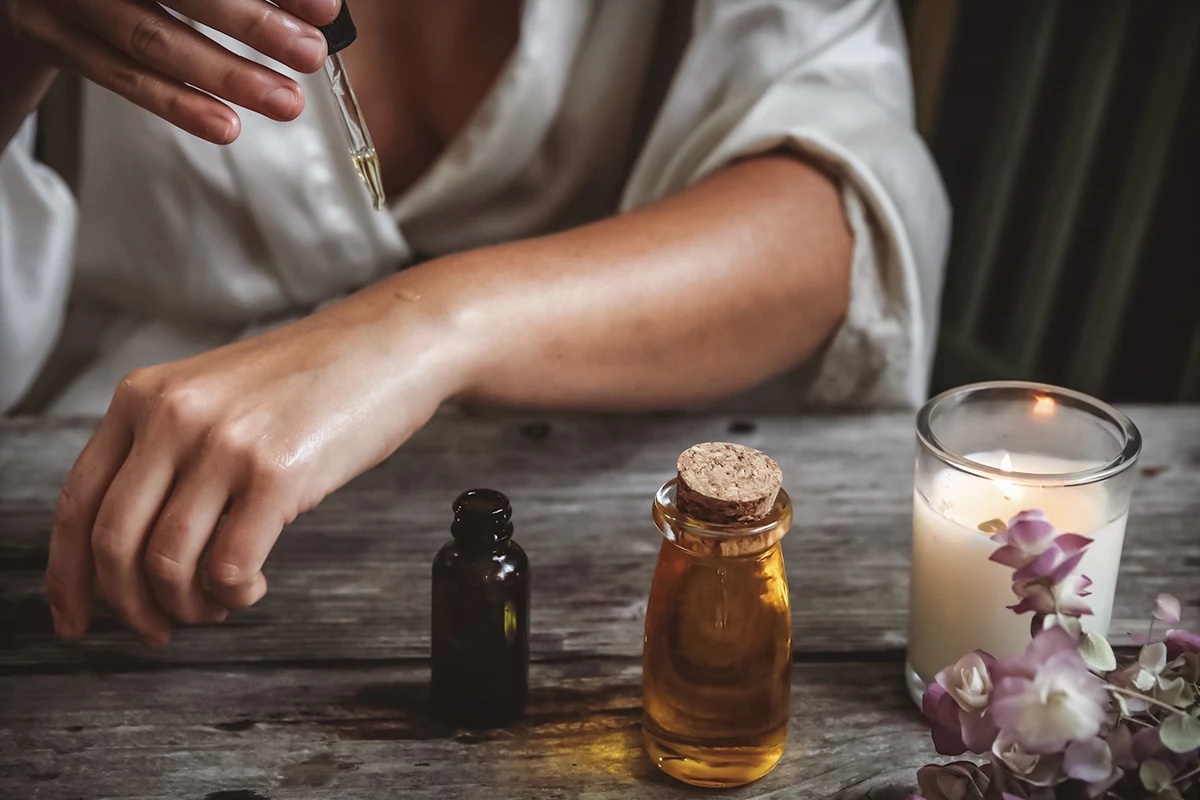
[989,510,1091,570]
[1004,534,1094,618]
[989,628,1109,755]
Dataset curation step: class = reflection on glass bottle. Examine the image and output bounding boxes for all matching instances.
[431,489,530,728]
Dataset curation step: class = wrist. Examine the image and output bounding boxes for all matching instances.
[352,257,491,408]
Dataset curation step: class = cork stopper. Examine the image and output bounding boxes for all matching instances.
[676,442,783,523]
[668,443,788,557]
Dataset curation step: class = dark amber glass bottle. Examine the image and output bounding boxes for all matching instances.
[431,489,530,728]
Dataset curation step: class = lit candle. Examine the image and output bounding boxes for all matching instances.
[905,383,1140,705]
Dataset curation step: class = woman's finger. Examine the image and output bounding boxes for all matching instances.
[45,416,132,639]
[205,491,284,611]
[64,0,306,122]
[144,472,231,626]
[271,0,343,28]
[90,448,176,646]
[163,0,330,74]
[40,18,241,143]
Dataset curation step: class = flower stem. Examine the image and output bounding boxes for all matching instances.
[1121,715,1154,728]
[1105,685,1189,717]
[1174,764,1200,785]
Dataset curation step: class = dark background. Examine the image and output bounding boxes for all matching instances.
[902,0,1200,402]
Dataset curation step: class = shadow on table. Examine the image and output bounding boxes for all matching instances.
[334,675,677,787]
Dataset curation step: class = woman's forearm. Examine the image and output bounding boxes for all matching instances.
[380,154,854,410]
[40,154,853,644]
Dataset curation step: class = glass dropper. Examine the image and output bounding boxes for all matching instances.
[318,1,386,211]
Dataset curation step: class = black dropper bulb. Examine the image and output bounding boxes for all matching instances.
[318,0,358,54]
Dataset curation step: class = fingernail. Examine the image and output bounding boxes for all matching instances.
[315,0,342,24]
[289,33,327,70]
[263,86,303,120]
[205,114,239,145]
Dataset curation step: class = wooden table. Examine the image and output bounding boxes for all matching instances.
[2,409,1198,799]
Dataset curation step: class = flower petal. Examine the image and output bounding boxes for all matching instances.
[1132,668,1157,692]
[1154,593,1183,624]
[1160,715,1200,754]
[929,690,969,756]
[1049,550,1086,584]
[1007,509,1051,528]
[1064,737,1113,783]
[1107,723,1137,769]
[1008,517,1058,548]
[1041,613,1083,639]
[1014,547,1066,582]
[1079,632,1116,672]
[1139,641,1168,674]
[1053,533,1093,554]
[1139,759,1172,793]
[922,682,947,722]
[1133,726,1165,762]
[1165,628,1200,659]
[917,762,991,800]
[990,545,1029,569]
[960,708,999,753]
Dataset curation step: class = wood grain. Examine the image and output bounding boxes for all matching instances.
[0,657,930,800]
[1,409,1198,798]
[1,408,1198,669]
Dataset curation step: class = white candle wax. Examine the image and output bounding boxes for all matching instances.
[908,451,1127,685]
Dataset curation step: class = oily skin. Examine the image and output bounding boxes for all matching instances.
[46,155,852,645]
[48,289,461,639]
[4,2,854,643]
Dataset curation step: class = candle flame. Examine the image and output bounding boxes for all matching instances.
[1033,395,1056,416]
[996,452,1019,502]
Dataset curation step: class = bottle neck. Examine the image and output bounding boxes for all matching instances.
[451,521,513,550]
[653,479,792,558]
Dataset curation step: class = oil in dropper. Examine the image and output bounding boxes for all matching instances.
[318,1,386,211]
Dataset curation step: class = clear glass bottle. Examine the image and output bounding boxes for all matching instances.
[642,479,794,787]
[431,489,530,728]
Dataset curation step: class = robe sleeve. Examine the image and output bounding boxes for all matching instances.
[0,115,78,412]
[622,0,950,408]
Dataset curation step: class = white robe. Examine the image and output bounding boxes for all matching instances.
[0,0,949,416]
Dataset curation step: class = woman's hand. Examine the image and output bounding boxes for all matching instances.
[2,0,340,144]
[45,286,468,645]
[44,154,851,646]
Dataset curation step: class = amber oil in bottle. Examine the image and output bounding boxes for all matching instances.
[431,489,530,728]
[642,444,793,787]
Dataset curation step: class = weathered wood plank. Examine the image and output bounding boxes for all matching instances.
[0,657,930,800]
[2,408,1198,669]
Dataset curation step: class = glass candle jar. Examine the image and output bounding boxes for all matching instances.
[906,381,1141,705]
[642,479,794,788]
